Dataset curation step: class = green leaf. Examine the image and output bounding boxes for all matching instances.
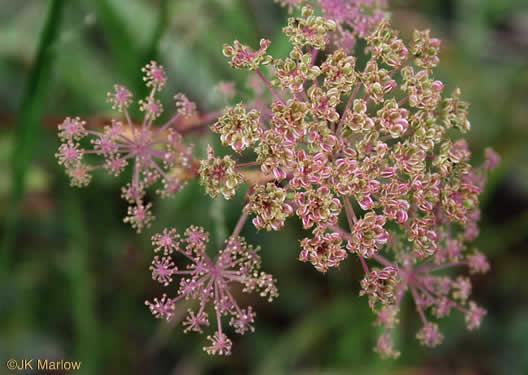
[64,191,100,373]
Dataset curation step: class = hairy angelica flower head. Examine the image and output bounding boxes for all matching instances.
[56,0,501,360]
[56,62,197,232]
[212,4,499,357]
[145,226,278,356]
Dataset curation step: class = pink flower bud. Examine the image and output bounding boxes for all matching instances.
[396,210,408,224]
[381,168,396,179]
[359,195,374,210]
[432,80,444,91]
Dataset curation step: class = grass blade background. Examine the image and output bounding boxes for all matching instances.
[1,0,66,272]
[65,191,100,375]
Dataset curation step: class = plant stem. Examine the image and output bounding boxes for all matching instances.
[256,70,286,106]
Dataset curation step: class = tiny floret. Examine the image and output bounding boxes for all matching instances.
[107,84,133,112]
[417,322,444,348]
[174,93,197,118]
[142,60,167,91]
[245,183,293,231]
[212,104,262,152]
[223,39,273,71]
[199,145,244,199]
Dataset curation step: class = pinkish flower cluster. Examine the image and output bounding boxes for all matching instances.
[222,39,273,71]
[244,183,294,231]
[57,0,499,359]
[275,1,388,50]
[212,5,499,357]
[199,146,244,200]
[145,219,278,356]
[299,232,347,272]
[211,104,262,152]
[56,62,198,232]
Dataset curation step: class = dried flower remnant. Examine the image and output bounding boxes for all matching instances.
[360,266,399,309]
[145,217,278,356]
[56,62,198,232]
[283,6,337,50]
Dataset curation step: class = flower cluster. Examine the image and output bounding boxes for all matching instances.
[299,232,347,272]
[212,104,262,152]
[276,1,388,50]
[57,0,499,360]
[222,39,273,71]
[199,146,244,200]
[56,62,198,232]
[283,6,337,50]
[244,183,294,231]
[360,266,399,309]
[205,5,499,356]
[145,224,278,355]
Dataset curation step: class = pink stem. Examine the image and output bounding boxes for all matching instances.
[418,261,468,274]
[336,83,361,134]
[232,211,249,238]
[152,113,182,138]
[343,198,358,224]
[373,254,395,268]
[410,285,427,324]
[214,282,223,334]
[256,70,286,106]
[398,96,409,106]
[343,199,369,274]
[124,108,133,128]
[224,287,243,316]
[235,161,259,169]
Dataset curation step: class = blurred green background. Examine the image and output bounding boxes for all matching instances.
[0,0,527,374]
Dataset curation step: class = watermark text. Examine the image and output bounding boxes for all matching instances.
[6,359,82,371]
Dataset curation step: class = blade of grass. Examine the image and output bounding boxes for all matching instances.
[65,191,100,374]
[1,0,66,273]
